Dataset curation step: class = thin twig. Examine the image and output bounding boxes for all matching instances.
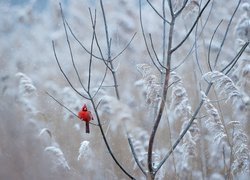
[52,41,90,100]
[92,66,108,99]
[66,17,136,63]
[208,20,224,71]
[146,0,170,24]
[223,42,249,75]
[99,0,111,59]
[149,33,167,70]
[45,91,79,118]
[100,0,120,100]
[214,0,242,68]
[111,32,137,61]
[139,0,162,73]
[193,28,202,76]
[174,0,189,17]
[87,8,97,93]
[171,46,196,71]
[171,0,211,53]
[85,8,110,99]
[193,0,204,76]
[59,3,88,94]
[195,0,214,76]
[167,0,174,17]
[92,25,112,71]
[162,0,167,75]
[172,0,214,72]
[65,19,103,60]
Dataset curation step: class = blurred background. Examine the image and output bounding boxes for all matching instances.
[0,0,249,179]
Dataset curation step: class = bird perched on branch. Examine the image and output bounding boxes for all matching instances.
[78,104,93,133]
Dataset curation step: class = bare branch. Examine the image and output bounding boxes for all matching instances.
[100,0,120,100]
[167,0,174,17]
[45,91,79,119]
[65,19,103,60]
[52,41,90,100]
[194,0,215,76]
[92,66,108,99]
[59,3,88,94]
[171,43,197,71]
[222,42,249,75]
[111,32,137,61]
[149,33,167,70]
[172,1,214,72]
[147,14,174,176]
[90,99,135,179]
[171,0,212,53]
[100,0,111,58]
[87,8,97,93]
[146,0,170,24]
[174,0,189,17]
[208,20,224,71]
[139,0,162,73]
[214,0,242,68]
[162,0,167,72]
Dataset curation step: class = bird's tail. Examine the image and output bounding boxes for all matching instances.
[86,122,90,133]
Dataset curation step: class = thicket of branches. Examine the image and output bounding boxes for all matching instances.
[1,0,250,180]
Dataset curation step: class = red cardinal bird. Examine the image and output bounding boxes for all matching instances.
[78,104,93,133]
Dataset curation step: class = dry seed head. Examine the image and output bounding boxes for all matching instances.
[16,72,36,96]
[201,91,227,144]
[136,64,161,105]
[44,146,70,170]
[228,121,250,174]
[39,128,52,139]
[203,71,243,104]
[242,2,250,17]
[170,71,192,118]
[16,72,37,114]
[78,141,90,161]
